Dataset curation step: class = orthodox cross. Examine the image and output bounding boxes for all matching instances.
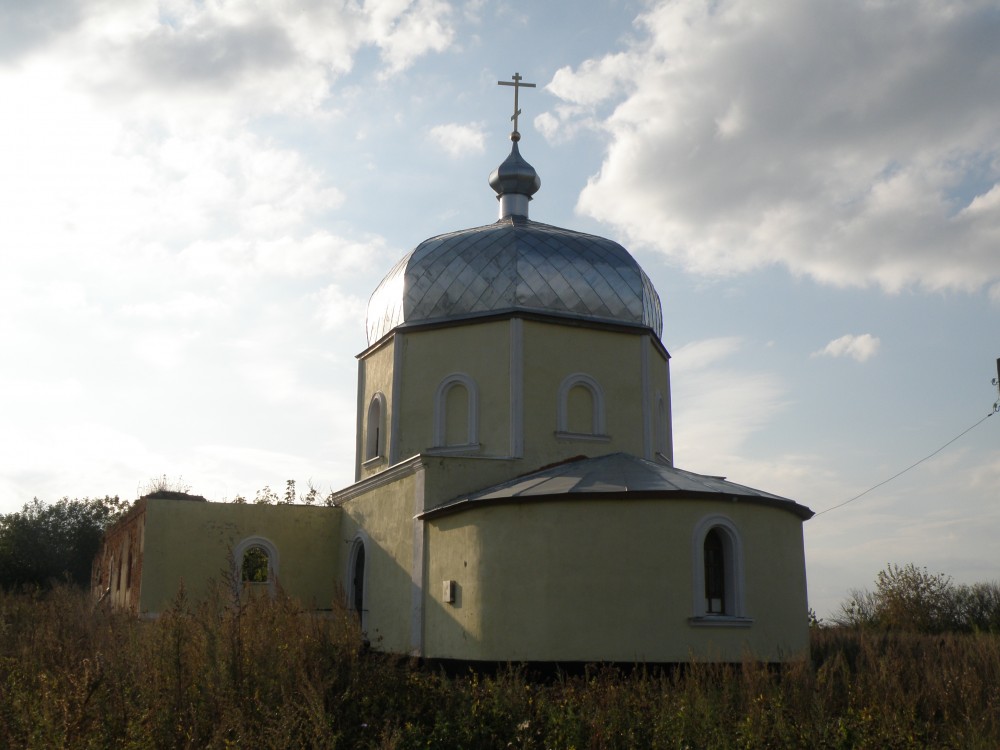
[498,72,536,139]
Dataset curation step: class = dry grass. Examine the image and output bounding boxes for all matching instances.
[1,586,998,749]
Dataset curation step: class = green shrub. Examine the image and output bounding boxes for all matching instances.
[835,563,1000,634]
[0,496,128,589]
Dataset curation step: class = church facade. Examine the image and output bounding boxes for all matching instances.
[94,84,812,663]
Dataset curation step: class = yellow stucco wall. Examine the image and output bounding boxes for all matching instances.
[336,464,423,654]
[422,497,808,663]
[121,473,808,662]
[358,336,396,479]
[138,499,342,616]
[392,319,670,469]
[420,456,521,512]
[522,321,646,463]
[361,317,671,491]
[396,321,512,459]
[422,513,481,654]
[646,336,673,461]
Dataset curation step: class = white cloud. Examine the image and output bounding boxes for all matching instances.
[670,336,743,371]
[371,0,455,77]
[314,284,370,332]
[533,104,594,144]
[121,293,228,322]
[670,337,789,470]
[813,333,881,362]
[714,101,745,140]
[0,0,442,513]
[0,0,456,131]
[429,122,486,157]
[0,421,166,504]
[133,329,203,369]
[544,0,1000,293]
[806,445,1000,617]
[548,53,637,107]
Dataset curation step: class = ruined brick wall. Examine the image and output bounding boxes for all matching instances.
[92,500,146,614]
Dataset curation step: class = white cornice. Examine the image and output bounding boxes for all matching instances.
[332,455,427,504]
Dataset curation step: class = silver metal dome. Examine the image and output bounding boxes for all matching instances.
[365,137,662,345]
[488,140,540,219]
[365,214,663,344]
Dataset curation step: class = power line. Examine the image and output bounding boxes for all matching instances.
[814,410,995,517]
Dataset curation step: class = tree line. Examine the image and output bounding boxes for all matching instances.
[0,496,129,589]
[833,562,1000,634]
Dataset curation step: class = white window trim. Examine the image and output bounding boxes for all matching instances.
[655,390,669,457]
[556,372,608,438]
[347,531,370,634]
[425,443,482,455]
[365,391,387,462]
[688,514,752,626]
[554,431,612,442]
[509,318,524,458]
[654,390,671,467]
[432,373,479,449]
[233,535,280,598]
[641,335,653,459]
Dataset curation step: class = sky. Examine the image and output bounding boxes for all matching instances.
[1,0,998,619]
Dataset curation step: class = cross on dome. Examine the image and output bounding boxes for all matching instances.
[497,72,536,142]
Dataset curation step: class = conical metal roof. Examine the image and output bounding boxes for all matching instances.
[418,452,814,521]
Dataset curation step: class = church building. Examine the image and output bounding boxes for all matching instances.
[93,75,813,663]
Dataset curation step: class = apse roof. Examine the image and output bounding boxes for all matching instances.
[418,452,814,521]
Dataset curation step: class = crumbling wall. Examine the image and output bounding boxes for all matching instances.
[92,500,146,614]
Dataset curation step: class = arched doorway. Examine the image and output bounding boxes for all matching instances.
[350,538,367,628]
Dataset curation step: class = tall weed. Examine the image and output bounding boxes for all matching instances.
[1,586,998,748]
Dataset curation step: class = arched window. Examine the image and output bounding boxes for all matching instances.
[704,529,725,614]
[242,545,270,583]
[234,536,279,597]
[566,384,594,434]
[690,516,749,623]
[348,534,368,631]
[432,373,479,450]
[556,373,608,439]
[445,382,469,445]
[365,392,387,461]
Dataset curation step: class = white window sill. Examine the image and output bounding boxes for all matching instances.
[688,616,754,628]
[425,443,482,456]
[361,455,385,469]
[554,431,611,442]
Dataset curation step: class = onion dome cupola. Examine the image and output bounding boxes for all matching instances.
[365,74,663,345]
[488,140,540,219]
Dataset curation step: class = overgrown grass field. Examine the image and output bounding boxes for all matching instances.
[1,586,998,749]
